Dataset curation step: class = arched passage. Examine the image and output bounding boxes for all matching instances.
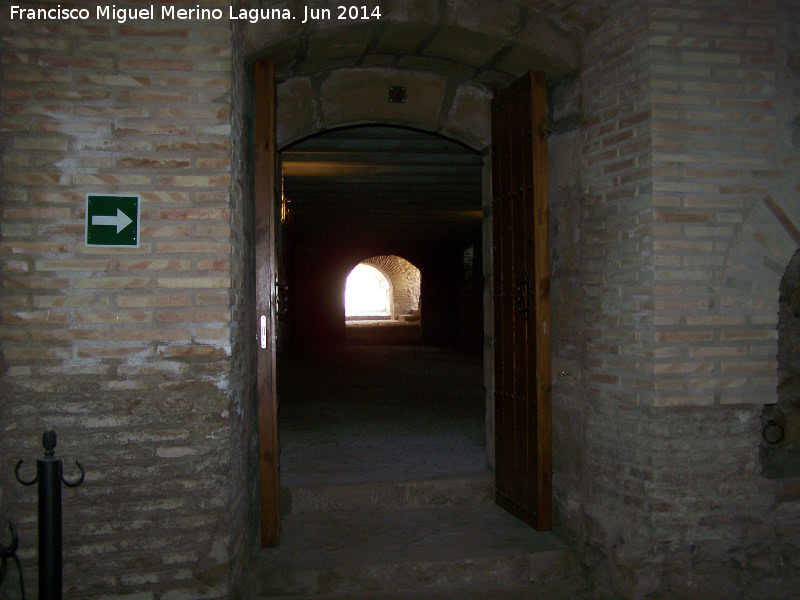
[223,2,800,596]
[345,263,393,319]
[762,248,800,477]
[280,124,483,349]
[344,255,423,345]
[275,120,488,491]
[346,256,421,321]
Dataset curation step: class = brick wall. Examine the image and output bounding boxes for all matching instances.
[579,0,800,596]
[648,0,786,407]
[362,255,421,318]
[581,0,654,408]
[1,2,237,598]
[579,2,658,577]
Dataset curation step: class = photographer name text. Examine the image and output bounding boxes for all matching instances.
[10,4,383,24]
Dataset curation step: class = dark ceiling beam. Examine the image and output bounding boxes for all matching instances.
[281,162,479,177]
[282,151,480,166]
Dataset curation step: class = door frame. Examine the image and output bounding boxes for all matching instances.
[253,66,552,542]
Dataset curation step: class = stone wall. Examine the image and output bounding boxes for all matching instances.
[546,80,587,556]
[0,2,237,597]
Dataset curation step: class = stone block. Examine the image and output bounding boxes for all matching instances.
[277,76,317,146]
[306,23,375,62]
[443,84,490,148]
[374,22,436,55]
[495,44,565,80]
[397,54,476,79]
[422,26,507,68]
[320,68,447,129]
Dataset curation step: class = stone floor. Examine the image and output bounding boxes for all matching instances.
[251,501,581,599]
[252,326,616,599]
[278,325,488,487]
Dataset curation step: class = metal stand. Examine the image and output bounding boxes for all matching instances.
[15,430,84,600]
[0,521,25,599]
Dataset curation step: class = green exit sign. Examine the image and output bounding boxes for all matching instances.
[85,194,140,248]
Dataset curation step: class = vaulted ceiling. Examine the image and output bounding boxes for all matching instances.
[281,125,483,254]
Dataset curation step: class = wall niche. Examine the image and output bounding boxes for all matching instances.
[762,248,800,478]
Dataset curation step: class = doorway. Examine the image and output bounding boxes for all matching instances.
[253,65,552,545]
[345,263,393,320]
[276,125,487,488]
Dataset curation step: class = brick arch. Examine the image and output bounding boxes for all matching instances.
[721,184,800,404]
[363,255,421,318]
[345,255,422,320]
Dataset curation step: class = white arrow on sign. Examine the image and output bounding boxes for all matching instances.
[91,208,133,234]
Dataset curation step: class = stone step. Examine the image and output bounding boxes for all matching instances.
[281,472,494,515]
[260,589,597,600]
[259,584,598,600]
[249,503,582,599]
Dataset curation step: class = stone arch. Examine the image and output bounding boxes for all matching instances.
[244,5,587,151]
[275,68,491,151]
[720,183,800,405]
[243,14,580,86]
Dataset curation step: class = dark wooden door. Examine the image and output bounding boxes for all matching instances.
[254,60,280,547]
[491,70,552,531]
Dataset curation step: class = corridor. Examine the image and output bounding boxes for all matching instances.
[278,325,487,487]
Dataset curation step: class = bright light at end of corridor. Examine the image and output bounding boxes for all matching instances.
[345,264,391,317]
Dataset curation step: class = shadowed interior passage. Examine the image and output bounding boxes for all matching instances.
[278,331,486,487]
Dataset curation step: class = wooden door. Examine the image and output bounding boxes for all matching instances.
[491,70,552,531]
[254,60,280,547]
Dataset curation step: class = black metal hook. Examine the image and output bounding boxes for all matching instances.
[0,521,18,557]
[14,460,38,486]
[63,462,85,488]
[0,521,26,600]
